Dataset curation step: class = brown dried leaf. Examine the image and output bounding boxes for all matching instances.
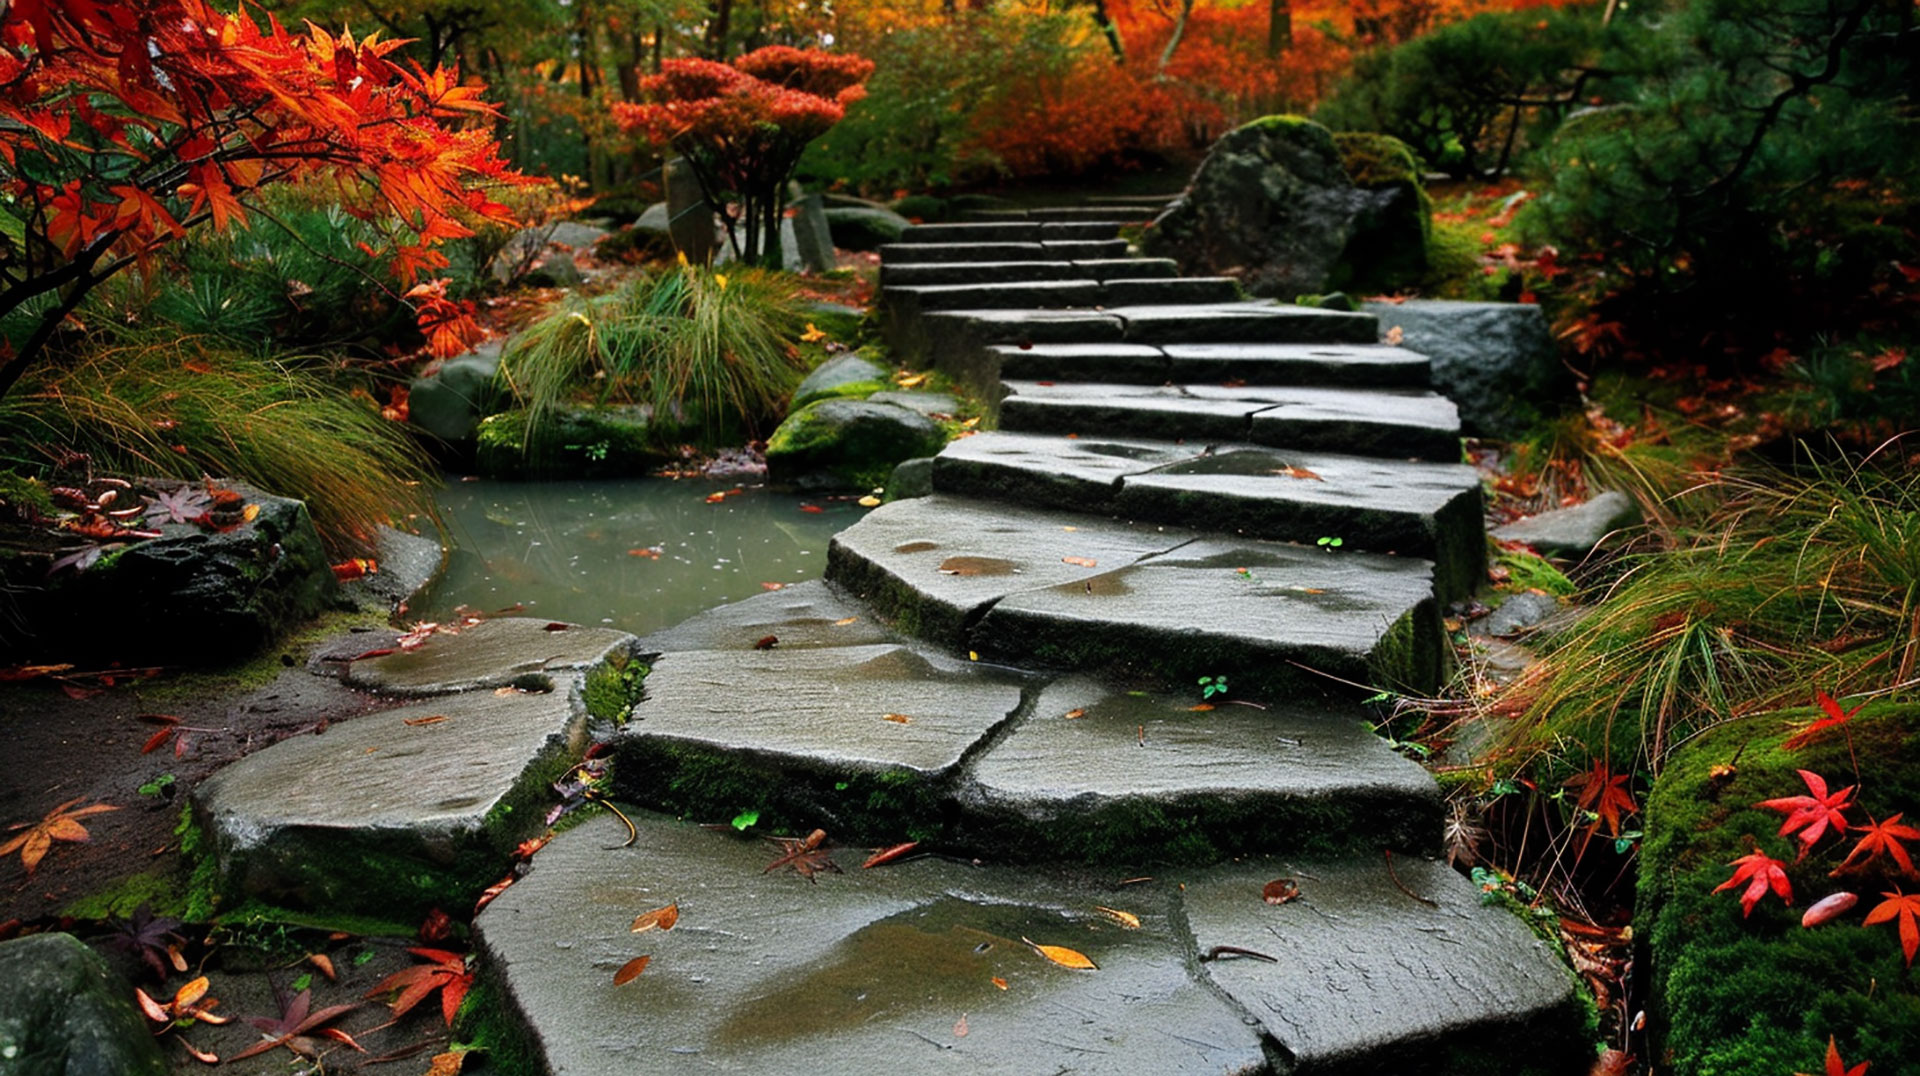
[613,955,651,986]
[883,713,912,724]
[1262,878,1300,906]
[1,798,118,874]
[1269,465,1324,481]
[753,635,779,650]
[834,617,860,626]
[991,976,1009,990]
[1022,936,1098,970]
[861,842,919,869]
[1061,556,1098,568]
[425,1051,469,1076]
[1062,708,1087,720]
[630,903,679,934]
[1093,906,1141,929]
[403,715,448,727]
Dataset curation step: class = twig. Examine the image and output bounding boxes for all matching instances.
[584,791,636,849]
[1198,945,1278,963]
[1382,849,1438,907]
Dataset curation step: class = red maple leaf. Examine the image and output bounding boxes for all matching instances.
[1714,849,1793,917]
[1796,1035,1870,1076]
[1833,813,1920,877]
[1567,760,1638,839]
[1783,691,1862,752]
[1864,889,1920,967]
[362,947,471,1027]
[1756,769,1854,858]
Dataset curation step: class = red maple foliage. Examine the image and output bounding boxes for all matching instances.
[1864,889,1920,968]
[1797,1035,1871,1076]
[1783,691,1863,752]
[1834,814,1920,877]
[0,0,528,392]
[1756,769,1855,860]
[1714,849,1793,917]
[363,946,471,1027]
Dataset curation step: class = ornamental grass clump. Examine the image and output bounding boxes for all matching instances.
[1501,450,1920,776]
[499,263,810,448]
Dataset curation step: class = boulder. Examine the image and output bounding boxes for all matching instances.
[824,206,912,251]
[1362,298,1567,438]
[1144,116,1373,298]
[790,193,837,271]
[864,390,958,417]
[765,399,948,491]
[1331,131,1431,293]
[544,221,609,249]
[1493,490,1639,559]
[790,353,888,410]
[885,456,935,500]
[0,933,168,1076]
[593,206,676,264]
[408,338,504,444]
[473,406,674,480]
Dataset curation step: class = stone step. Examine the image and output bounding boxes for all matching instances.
[978,341,1432,388]
[878,258,1179,288]
[879,238,1130,264]
[963,205,1152,223]
[997,381,1463,462]
[932,432,1485,601]
[826,495,1444,697]
[474,812,1583,1075]
[193,618,641,920]
[1101,276,1241,305]
[898,221,1122,244]
[883,277,1242,324]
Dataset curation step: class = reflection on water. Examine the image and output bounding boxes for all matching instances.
[414,478,857,636]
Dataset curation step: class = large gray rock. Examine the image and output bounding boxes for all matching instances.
[1363,299,1568,439]
[342,617,638,696]
[1493,490,1640,559]
[408,337,504,443]
[765,399,948,492]
[0,934,167,1076]
[336,525,444,616]
[1143,116,1375,298]
[790,193,836,271]
[635,579,899,653]
[790,353,888,410]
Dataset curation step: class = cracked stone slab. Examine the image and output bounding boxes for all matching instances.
[917,310,1126,386]
[932,431,1206,513]
[885,280,1104,319]
[959,677,1439,862]
[1161,342,1431,389]
[880,261,1081,287]
[1111,303,1377,345]
[193,686,586,917]
[987,342,1169,384]
[1111,446,1486,601]
[1074,257,1180,280]
[825,495,1193,647]
[999,381,1289,441]
[473,811,1267,1076]
[1184,855,1583,1074]
[634,579,900,654]
[341,617,637,696]
[972,537,1443,698]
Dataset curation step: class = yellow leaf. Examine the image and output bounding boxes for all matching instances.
[991,976,1009,990]
[1022,936,1098,970]
[1093,906,1141,929]
[800,323,829,343]
[896,372,929,389]
[968,651,979,661]
[883,713,912,724]
[613,955,651,985]
[857,495,882,507]
[834,617,860,626]
[630,903,679,934]
[714,273,728,290]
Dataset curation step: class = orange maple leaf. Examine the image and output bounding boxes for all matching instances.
[1833,813,1920,877]
[1795,1035,1869,1076]
[1566,760,1638,840]
[1,797,119,874]
[363,947,472,1027]
[1865,889,1920,967]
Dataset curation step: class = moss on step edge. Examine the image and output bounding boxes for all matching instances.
[583,652,649,725]
[455,970,546,1076]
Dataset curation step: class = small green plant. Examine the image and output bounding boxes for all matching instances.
[1198,675,1229,701]
[730,809,760,831]
[1316,536,1344,551]
[137,774,176,798]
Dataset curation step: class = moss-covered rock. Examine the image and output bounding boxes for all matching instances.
[473,406,675,480]
[765,399,948,492]
[790,353,889,410]
[1331,131,1433,293]
[1640,705,1920,1073]
[0,933,169,1076]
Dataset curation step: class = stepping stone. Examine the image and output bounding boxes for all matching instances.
[1162,342,1431,388]
[614,644,1027,839]
[341,617,638,697]
[917,310,1126,391]
[1102,276,1241,305]
[472,812,1267,1076]
[825,495,1193,647]
[1038,238,1129,260]
[1038,221,1123,240]
[1074,257,1179,280]
[989,342,1170,383]
[899,222,1042,243]
[972,537,1444,698]
[877,241,1050,263]
[1113,302,1377,345]
[884,279,1104,317]
[880,260,1079,287]
[932,434,1484,601]
[1184,856,1583,1073]
[193,686,588,918]
[957,677,1440,863]
[635,579,899,653]
[998,382,1462,461]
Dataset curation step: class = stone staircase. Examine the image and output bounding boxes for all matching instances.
[190,204,1587,1074]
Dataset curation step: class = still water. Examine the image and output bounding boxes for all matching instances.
[412,477,859,636]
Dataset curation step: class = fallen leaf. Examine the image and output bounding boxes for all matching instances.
[630,903,679,934]
[403,715,449,727]
[626,547,662,559]
[1063,708,1087,720]
[346,648,395,662]
[1188,704,1215,712]
[704,491,728,503]
[799,504,824,514]
[613,955,651,985]
[761,582,785,591]
[364,948,471,1027]
[862,842,919,869]
[1385,325,1405,346]
[857,495,882,507]
[1269,465,1324,481]
[883,713,912,724]
[1865,889,1920,966]
[753,635,779,650]
[1262,878,1300,905]
[1834,813,1920,875]
[426,1051,469,1076]
[968,651,979,661]
[896,372,929,388]
[1062,556,1098,568]
[953,1013,969,1038]
[1022,936,1097,970]
[542,622,571,632]
[1714,850,1793,917]
[1,798,119,873]
[991,976,1008,990]
[1784,690,1862,751]
[308,953,336,981]
[834,617,860,626]
[1796,1035,1869,1076]
[1094,906,1141,929]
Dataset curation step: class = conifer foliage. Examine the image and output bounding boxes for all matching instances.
[0,0,526,395]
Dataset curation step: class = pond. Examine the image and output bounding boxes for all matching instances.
[411,477,862,637]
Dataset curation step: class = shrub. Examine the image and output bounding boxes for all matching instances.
[498,263,811,448]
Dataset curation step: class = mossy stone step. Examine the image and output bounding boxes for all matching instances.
[932,432,1485,601]
[635,579,901,653]
[997,381,1463,462]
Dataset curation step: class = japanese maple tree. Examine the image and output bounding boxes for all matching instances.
[613,46,871,267]
[0,0,527,395]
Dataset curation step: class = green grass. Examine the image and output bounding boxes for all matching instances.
[0,337,433,553]
[499,263,812,449]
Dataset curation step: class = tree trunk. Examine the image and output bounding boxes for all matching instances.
[1267,0,1291,55]
[1090,0,1126,62]
[1158,0,1197,76]
[706,0,733,59]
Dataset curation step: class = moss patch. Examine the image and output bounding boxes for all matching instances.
[1331,131,1433,294]
[1640,705,1920,1072]
[583,654,649,725]
[474,407,674,480]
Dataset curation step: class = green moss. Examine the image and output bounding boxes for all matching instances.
[456,970,546,1075]
[790,377,885,410]
[1245,113,1316,133]
[583,654,649,725]
[136,606,390,705]
[1366,601,1446,696]
[60,869,184,920]
[1331,130,1433,293]
[213,900,420,940]
[473,406,671,480]
[765,397,947,492]
[1640,706,1920,1072]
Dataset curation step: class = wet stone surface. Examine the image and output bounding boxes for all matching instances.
[341,617,638,697]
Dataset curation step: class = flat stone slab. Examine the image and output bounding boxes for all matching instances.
[999,382,1461,459]
[1112,303,1377,345]
[1162,342,1431,388]
[825,494,1193,647]
[474,812,1267,1076]
[932,431,1205,513]
[1102,277,1242,306]
[959,677,1439,862]
[885,279,1104,314]
[1185,856,1582,1073]
[1074,257,1179,280]
[988,342,1169,383]
[974,537,1443,698]
[341,617,637,696]
[880,260,1079,287]
[1493,489,1640,558]
[194,686,586,916]
[635,579,900,653]
[877,241,1049,263]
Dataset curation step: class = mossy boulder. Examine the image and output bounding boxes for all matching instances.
[1331,131,1432,293]
[790,353,889,410]
[473,406,676,479]
[0,933,168,1076]
[824,206,912,251]
[409,339,505,445]
[765,399,948,491]
[1640,705,1920,1072]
